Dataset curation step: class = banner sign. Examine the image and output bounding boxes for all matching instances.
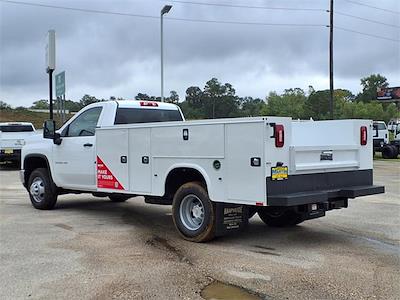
[377,87,400,101]
[97,156,124,190]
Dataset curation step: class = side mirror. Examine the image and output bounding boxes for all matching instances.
[43,120,55,139]
[43,120,62,145]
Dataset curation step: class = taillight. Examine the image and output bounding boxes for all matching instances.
[360,126,367,145]
[275,124,284,148]
[140,101,158,107]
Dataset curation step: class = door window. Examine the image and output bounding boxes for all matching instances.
[66,107,102,137]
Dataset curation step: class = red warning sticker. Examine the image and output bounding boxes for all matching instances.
[97,156,124,190]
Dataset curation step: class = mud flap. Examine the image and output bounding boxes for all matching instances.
[214,202,249,237]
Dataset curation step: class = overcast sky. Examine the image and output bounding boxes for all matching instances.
[1,0,399,107]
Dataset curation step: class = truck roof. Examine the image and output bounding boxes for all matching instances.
[0,122,34,126]
[116,100,179,110]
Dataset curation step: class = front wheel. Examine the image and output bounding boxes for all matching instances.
[28,168,58,210]
[258,208,303,227]
[172,182,216,242]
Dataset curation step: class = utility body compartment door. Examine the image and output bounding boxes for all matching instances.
[129,128,152,193]
[225,122,265,205]
[96,129,129,192]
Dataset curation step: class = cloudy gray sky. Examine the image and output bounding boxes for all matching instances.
[1,0,399,107]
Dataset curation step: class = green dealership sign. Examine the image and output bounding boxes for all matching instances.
[55,71,65,97]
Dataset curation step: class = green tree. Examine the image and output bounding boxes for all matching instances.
[63,100,81,112]
[31,99,49,109]
[135,93,150,100]
[180,78,241,119]
[0,101,11,110]
[356,74,388,102]
[305,89,354,120]
[203,78,240,118]
[79,94,101,107]
[266,88,306,119]
[166,90,179,104]
[185,86,203,109]
[239,97,267,117]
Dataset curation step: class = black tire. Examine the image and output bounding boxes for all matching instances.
[108,194,131,202]
[248,206,258,219]
[382,145,395,159]
[172,182,215,242]
[258,208,303,227]
[28,168,58,210]
[389,145,399,159]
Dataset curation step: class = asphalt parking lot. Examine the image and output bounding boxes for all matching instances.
[0,161,399,300]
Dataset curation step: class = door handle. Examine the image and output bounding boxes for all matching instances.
[83,143,93,147]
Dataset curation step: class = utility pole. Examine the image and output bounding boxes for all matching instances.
[329,0,334,119]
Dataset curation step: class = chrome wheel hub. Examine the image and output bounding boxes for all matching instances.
[179,194,205,231]
[30,177,45,203]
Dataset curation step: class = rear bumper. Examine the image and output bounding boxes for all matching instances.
[266,169,384,206]
[267,185,384,206]
[0,149,21,162]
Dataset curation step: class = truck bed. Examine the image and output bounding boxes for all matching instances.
[95,117,380,207]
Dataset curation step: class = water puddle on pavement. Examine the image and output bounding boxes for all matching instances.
[201,281,261,300]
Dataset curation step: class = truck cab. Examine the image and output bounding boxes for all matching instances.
[21,100,184,192]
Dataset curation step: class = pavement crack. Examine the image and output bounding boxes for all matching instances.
[54,223,74,231]
[145,235,192,265]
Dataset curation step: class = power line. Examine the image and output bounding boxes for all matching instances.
[167,0,327,12]
[342,0,400,15]
[335,11,400,28]
[1,0,399,42]
[170,0,399,29]
[334,26,400,42]
[0,0,160,19]
[0,0,327,27]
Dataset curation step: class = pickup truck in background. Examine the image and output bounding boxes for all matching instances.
[372,121,389,152]
[0,122,36,165]
[20,100,384,242]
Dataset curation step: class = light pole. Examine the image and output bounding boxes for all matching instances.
[161,5,172,102]
[329,0,334,119]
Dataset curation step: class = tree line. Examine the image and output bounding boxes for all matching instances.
[1,73,398,123]
[177,74,398,122]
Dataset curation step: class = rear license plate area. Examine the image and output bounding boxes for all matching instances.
[271,166,288,180]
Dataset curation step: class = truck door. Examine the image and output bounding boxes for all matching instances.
[52,107,102,190]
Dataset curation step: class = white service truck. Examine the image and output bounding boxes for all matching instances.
[21,100,384,242]
[0,122,36,165]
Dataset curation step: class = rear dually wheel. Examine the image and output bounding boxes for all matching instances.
[172,182,216,242]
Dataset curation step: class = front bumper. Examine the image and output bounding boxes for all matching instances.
[20,170,25,187]
[266,169,384,206]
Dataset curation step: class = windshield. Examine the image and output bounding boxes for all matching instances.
[373,123,386,130]
[114,108,183,125]
[0,125,34,132]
